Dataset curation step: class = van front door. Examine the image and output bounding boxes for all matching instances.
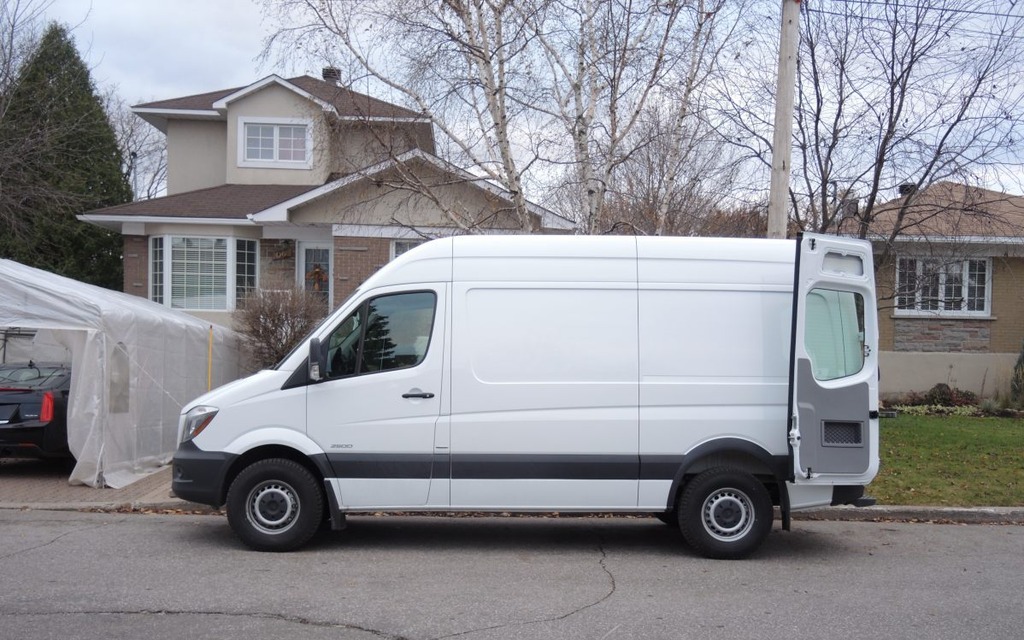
[789,233,879,483]
[306,285,446,508]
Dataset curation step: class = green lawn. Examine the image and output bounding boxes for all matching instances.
[871,414,1024,506]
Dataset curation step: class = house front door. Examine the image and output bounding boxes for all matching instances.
[298,242,332,307]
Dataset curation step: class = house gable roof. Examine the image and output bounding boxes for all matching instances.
[840,181,1024,244]
[134,74,426,132]
[249,149,574,232]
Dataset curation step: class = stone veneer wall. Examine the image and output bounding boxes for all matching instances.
[893,319,991,352]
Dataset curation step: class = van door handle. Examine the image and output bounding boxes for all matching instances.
[402,391,435,399]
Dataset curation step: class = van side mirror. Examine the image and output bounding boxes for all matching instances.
[308,338,327,382]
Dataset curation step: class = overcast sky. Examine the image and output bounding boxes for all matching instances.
[45,0,287,104]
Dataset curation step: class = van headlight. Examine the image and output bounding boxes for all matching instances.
[181,405,218,442]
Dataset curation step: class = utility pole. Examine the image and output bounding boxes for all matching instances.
[767,0,801,239]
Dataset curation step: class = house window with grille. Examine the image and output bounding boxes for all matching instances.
[896,257,990,316]
[150,237,164,304]
[240,118,310,167]
[392,239,425,260]
[236,239,258,305]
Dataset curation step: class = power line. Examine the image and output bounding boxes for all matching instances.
[805,5,1024,42]
[838,0,1024,21]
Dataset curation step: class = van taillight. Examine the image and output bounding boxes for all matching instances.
[40,392,54,423]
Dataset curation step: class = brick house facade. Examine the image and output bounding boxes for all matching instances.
[843,183,1024,397]
[80,71,571,328]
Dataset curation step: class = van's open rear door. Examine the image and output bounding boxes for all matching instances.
[788,233,879,489]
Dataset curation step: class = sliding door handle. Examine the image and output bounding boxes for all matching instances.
[402,391,435,399]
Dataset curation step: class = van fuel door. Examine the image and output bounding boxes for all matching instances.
[787,233,879,484]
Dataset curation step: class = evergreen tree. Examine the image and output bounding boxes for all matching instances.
[0,23,130,289]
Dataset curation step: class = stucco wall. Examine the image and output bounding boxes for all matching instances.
[292,164,522,230]
[166,120,227,194]
[225,85,328,186]
[880,351,1018,398]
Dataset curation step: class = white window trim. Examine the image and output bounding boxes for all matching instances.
[390,239,425,260]
[150,235,259,312]
[237,116,313,170]
[297,242,333,308]
[894,255,992,318]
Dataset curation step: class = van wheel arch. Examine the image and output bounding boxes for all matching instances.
[220,445,330,507]
[666,438,788,512]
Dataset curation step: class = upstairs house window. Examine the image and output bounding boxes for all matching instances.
[150,236,259,311]
[896,257,990,316]
[238,117,311,168]
[392,239,425,259]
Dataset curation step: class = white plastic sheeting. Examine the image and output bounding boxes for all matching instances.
[0,259,240,488]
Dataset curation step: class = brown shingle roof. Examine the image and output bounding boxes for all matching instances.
[135,75,424,120]
[839,182,1024,240]
[84,184,319,219]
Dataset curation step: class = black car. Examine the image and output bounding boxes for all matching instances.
[0,361,72,458]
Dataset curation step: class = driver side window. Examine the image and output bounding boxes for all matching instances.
[325,291,437,379]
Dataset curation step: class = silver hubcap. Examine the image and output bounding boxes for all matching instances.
[701,487,754,542]
[246,481,300,535]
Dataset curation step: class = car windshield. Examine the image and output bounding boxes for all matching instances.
[0,364,69,389]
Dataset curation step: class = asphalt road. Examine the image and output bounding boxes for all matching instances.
[0,510,1020,640]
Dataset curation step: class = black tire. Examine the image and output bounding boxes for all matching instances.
[677,468,773,560]
[226,458,324,552]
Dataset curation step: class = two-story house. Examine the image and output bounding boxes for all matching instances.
[80,70,571,327]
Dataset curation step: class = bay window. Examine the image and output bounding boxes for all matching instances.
[150,236,258,311]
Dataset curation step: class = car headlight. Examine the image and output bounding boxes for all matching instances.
[181,405,218,442]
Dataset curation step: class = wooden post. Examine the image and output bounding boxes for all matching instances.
[767,0,801,239]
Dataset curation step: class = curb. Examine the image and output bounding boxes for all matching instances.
[793,505,1024,525]
[2,499,1021,525]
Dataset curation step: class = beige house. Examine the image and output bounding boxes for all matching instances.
[841,182,1024,398]
[80,71,571,327]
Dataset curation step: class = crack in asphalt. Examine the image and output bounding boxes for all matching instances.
[429,530,618,640]
[0,610,410,639]
[0,521,114,561]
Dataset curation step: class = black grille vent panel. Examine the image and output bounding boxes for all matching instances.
[823,421,863,447]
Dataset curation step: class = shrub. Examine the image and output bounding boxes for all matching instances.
[233,289,326,370]
[1012,340,1024,407]
[924,383,977,407]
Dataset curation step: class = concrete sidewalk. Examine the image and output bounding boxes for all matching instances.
[1,457,1022,524]
[0,457,208,513]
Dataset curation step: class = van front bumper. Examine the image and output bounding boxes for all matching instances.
[172,440,237,508]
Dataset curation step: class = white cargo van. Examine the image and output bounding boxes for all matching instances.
[173,233,878,559]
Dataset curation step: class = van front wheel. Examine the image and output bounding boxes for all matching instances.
[677,468,772,559]
[226,458,323,552]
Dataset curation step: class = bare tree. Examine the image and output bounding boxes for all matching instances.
[718,0,1024,254]
[104,89,167,200]
[259,0,751,234]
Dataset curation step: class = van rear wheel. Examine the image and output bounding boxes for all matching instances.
[226,458,323,552]
[677,468,772,559]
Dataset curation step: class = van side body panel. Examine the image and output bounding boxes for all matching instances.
[448,237,640,508]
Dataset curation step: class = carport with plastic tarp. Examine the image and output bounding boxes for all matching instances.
[0,259,241,488]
